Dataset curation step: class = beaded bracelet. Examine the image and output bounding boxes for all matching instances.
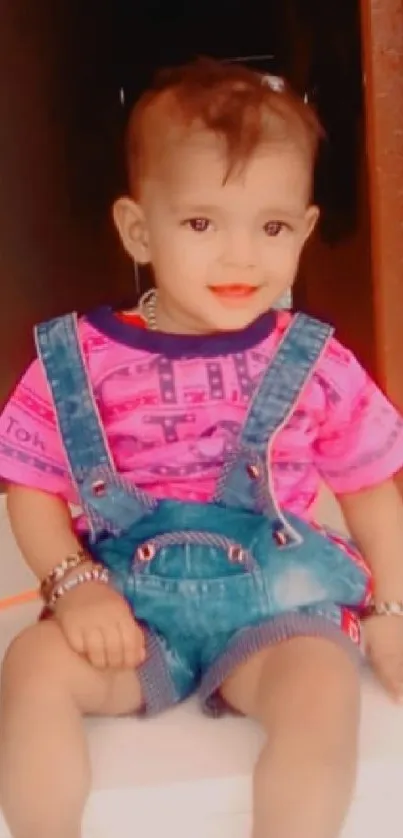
[40,549,89,600]
[362,601,403,618]
[46,565,110,609]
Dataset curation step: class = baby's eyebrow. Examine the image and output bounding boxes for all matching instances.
[259,208,305,219]
[168,201,306,220]
[169,202,219,215]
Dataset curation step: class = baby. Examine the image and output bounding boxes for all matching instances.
[1,57,403,838]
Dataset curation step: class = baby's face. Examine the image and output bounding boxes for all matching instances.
[124,132,318,334]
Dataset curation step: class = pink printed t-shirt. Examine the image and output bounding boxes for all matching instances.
[1,307,403,528]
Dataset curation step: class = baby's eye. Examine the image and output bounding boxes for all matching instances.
[184,218,212,233]
[263,221,287,237]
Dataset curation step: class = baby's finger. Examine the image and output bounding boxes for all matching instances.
[119,619,145,669]
[62,621,85,656]
[85,627,107,669]
[104,623,126,669]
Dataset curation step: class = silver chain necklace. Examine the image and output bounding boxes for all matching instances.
[138,289,158,331]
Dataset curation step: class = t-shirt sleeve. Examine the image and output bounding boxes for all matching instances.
[0,357,75,501]
[312,339,403,493]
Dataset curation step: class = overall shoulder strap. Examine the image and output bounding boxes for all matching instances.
[215,313,333,512]
[239,313,334,450]
[35,313,113,487]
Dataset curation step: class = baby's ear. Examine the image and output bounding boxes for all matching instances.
[112,197,151,263]
[303,204,320,241]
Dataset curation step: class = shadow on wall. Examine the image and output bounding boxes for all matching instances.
[297,138,374,377]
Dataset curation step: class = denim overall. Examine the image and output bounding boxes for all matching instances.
[36,312,370,715]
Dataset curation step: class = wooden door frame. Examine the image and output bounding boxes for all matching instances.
[361,0,403,408]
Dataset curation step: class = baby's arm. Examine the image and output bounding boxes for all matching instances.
[310,332,403,699]
[7,484,86,579]
[339,478,403,598]
[339,478,403,700]
[7,484,145,670]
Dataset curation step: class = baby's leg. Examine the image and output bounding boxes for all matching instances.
[221,636,360,838]
[0,620,143,838]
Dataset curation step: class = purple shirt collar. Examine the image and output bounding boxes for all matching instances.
[86,306,277,359]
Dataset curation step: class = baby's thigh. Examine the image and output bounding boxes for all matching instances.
[0,620,143,717]
[221,636,361,745]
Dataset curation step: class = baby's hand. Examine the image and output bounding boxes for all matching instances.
[53,579,146,670]
[365,615,403,703]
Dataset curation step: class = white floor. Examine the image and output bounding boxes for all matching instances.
[1,494,403,837]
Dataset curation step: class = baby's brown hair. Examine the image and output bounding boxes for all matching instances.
[125,57,323,197]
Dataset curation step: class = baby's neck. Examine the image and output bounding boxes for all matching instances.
[136,290,220,336]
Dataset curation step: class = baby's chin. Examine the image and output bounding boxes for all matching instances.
[197,305,271,334]
[163,289,277,335]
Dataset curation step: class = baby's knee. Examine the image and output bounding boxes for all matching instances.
[255,639,361,750]
[1,621,71,696]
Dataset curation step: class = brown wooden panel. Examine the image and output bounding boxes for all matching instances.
[360,0,403,407]
[0,0,132,409]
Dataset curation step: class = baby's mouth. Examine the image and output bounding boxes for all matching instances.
[209,285,258,299]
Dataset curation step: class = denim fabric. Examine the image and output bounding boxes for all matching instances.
[36,313,370,714]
